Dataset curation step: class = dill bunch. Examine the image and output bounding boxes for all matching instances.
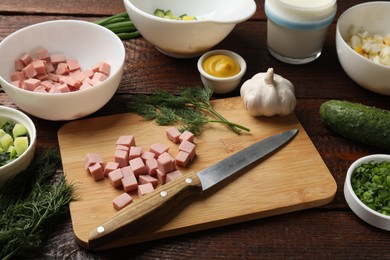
[127,86,250,135]
[0,148,74,260]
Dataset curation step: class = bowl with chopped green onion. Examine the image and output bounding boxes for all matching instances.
[344,154,390,231]
[0,106,36,187]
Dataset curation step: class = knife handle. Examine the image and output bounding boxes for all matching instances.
[88,170,203,249]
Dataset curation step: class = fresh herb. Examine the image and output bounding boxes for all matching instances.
[351,160,390,216]
[0,149,74,260]
[93,12,141,40]
[127,86,250,135]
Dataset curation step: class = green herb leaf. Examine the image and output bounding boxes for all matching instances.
[126,86,250,135]
[0,149,74,260]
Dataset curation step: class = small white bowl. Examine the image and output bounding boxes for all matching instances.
[344,154,390,231]
[0,20,125,121]
[124,0,256,58]
[197,50,247,94]
[336,2,390,95]
[0,106,36,187]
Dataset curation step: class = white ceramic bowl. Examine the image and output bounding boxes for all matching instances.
[336,2,390,95]
[0,106,36,187]
[123,0,256,58]
[197,50,246,94]
[0,20,125,121]
[344,154,390,231]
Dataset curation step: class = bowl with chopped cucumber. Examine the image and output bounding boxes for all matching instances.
[344,154,390,231]
[123,0,256,58]
[336,2,390,95]
[0,106,36,187]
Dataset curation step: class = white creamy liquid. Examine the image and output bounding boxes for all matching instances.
[280,0,335,9]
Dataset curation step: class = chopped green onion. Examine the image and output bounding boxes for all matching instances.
[351,160,390,216]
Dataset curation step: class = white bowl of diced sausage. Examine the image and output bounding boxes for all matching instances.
[0,20,125,121]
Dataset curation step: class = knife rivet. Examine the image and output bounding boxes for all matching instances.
[97,226,105,233]
[185,178,192,184]
[160,191,168,197]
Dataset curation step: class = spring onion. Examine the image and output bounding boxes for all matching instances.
[351,160,390,216]
[93,12,140,40]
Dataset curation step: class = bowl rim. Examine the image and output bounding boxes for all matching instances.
[345,154,390,220]
[0,106,36,172]
[0,19,126,97]
[336,1,390,71]
[123,0,257,24]
[197,49,247,82]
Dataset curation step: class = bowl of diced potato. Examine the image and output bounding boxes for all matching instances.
[0,106,36,187]
[336,2,390,95]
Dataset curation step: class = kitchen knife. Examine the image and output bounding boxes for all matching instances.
[89,128,299,249]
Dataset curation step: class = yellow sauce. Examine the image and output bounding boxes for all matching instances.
[203,55,240,78]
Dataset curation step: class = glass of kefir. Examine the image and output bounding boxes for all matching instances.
[265,0,337,64]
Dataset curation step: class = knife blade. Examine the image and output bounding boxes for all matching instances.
[88,128,298,249]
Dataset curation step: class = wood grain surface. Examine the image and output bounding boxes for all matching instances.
[1,0,390,259]
[58,97,336,250]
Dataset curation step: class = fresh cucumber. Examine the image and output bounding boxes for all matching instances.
[320,100,390,151]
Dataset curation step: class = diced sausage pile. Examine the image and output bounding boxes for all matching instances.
[84,127,196,211]
[10,49,110,93]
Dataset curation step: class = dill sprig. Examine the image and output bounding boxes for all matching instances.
[127,87,250,135]
[0,149,74,260]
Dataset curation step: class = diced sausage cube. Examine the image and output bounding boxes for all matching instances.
[50,54,67,65]
[19,53,33,66]
[175,150,191,167]
[115,149,129,168]
[108,168,123,188]
[116,135,135,147]
[49,85,61,93]
[113,193,133,211]
[67,59,80,71]
[10,71,25,82]
[32,60,46,74]
[179,130,195,143]
[179,140,196,161]
[129,157,147,176]
[56,63,69,75]
[145,158,158,176]
[157,152,176,174]
[57,83,70,93]
[88,163,105,181]
[98,61,111,76]
[45,62,55,73]
[166,127,181,143]
[36,48,50,60]
[141,151,156,161]
[150,143,169,157]
[22,63,37,78]
[138,175,158,187]
[138,183,154,197]
[48,73,60,82]
[157,169,166,184]
[84,153,103,170]
[103,161,119,177]
[129,146,142,160]
[121,165,135,179]
[15,59,25,71]
[33,86,47,93]
[166,170,183,183]
[121,172,138,192]
[41,80,53,91]
[116,144,130,152]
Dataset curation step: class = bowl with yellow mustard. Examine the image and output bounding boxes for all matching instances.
[197,49,247,94]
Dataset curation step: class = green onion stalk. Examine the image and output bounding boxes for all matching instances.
[93,12,141,40]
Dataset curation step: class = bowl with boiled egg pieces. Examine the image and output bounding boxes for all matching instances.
[336,1,390,95]
[0,106,36,188]
[344,154,390,231]
[0,20,125,121]
[123,0,256,58]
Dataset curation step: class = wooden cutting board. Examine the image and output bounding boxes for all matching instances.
[58,97,336,250]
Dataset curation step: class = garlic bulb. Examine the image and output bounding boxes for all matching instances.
[240,68,296,116]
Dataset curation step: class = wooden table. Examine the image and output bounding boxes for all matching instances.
[1,0,389,258]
